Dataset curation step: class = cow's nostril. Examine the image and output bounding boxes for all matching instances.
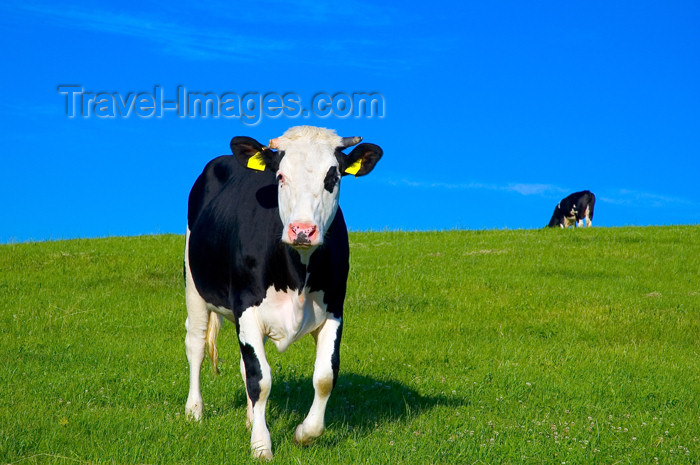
[289,223,317,242]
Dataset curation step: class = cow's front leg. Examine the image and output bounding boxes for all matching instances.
[240,356,254,429]
[237,310,273,460]
[294,317,343,446]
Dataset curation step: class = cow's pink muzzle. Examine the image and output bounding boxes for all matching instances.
[287,222,319,246]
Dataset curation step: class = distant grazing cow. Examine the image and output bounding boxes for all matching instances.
[548,190,596,228]
[184,126,382,459]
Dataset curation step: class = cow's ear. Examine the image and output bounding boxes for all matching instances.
[339,143,383,177]
[230,136,281,172]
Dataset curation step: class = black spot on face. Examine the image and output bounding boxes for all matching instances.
[324,166,340,193]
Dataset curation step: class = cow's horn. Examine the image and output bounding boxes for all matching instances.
[268,137,281,149]
[340,136,362,148]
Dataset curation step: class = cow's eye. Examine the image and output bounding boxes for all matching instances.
[277,173,285,184]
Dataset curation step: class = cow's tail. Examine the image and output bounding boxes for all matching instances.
[206,313,223,375]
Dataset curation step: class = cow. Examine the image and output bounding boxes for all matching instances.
[547,190,596,228]
[183,126,382,460]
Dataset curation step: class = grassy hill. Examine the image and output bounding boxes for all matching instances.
[1,226,698,464]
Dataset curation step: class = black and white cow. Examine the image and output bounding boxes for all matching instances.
[184,126,382,459]
[547,190,596,228]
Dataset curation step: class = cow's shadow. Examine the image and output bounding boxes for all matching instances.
[255,372,464,447]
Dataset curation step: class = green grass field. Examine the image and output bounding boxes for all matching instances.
[1,226,698,464]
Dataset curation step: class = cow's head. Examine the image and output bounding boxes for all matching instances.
[547,204,564,228]
[231,126,382,253]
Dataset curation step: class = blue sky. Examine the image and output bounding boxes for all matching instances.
[1,0,698,242]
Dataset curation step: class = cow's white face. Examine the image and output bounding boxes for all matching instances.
[231,125,382,257]
[274,137,341,250]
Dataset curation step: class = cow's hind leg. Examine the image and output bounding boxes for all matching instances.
[184,278,209,420]
[294,317,343,446]
[184,228,212,421]
[238,310,273,460]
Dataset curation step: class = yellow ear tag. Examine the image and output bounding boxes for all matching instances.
[344,159,362,176]
[247,151,266,171]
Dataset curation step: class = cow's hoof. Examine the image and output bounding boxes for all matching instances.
[293,423,323,446]
[251,446,273,461]
[185,402,203,421]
